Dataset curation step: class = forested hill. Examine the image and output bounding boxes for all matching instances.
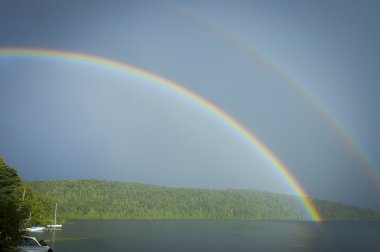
[29,180,380,221]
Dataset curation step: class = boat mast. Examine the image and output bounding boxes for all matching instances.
[54,203,57,226]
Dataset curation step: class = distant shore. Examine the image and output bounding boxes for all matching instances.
[29,179,380,222]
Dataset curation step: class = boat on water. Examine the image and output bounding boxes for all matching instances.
[16,236,53,252]
[46,203,62,231]
[25,226,45,232]
[45,224,62,230]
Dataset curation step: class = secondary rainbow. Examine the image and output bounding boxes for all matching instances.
[171,3,380,191]
[0,47,322,221]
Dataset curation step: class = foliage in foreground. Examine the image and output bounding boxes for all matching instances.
[0,157,52,252]
[29,179,380,221]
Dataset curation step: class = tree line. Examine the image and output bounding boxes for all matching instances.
[29,179,380,222]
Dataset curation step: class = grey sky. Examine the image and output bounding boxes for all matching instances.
[0,0,379,210]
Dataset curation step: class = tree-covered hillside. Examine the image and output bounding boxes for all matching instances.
[29,180,380,221]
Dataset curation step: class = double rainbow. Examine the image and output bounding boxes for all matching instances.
[0,47,322,221]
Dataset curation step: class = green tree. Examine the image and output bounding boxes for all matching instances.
[0,157,52,251]
[0,156,28,251]
[15,182,53,226]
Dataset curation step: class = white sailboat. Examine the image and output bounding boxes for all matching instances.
[46,203,62,231]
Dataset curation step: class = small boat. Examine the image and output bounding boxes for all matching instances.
[16,236,52,252]
[25,226,45,232]
[46,203,62,231]
[46,224,62,230]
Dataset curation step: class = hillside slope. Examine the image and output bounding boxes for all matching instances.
[29,180,380,221]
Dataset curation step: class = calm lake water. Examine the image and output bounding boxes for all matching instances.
[32,220,380,252]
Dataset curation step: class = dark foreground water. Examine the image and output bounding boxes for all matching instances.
[32,220,380,252]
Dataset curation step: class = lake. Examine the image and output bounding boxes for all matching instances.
[32,220,380,252]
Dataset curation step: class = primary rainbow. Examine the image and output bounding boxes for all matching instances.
[0,47,322,221]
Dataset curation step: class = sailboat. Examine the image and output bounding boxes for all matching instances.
[46,203,62,231]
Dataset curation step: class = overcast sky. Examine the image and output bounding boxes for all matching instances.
[0,0,379,210]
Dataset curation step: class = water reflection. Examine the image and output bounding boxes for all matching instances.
[29,220,380,252]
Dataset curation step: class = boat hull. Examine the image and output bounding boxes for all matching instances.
[16,247,50,252]
[46,224,62,231]
[26,227,45,232]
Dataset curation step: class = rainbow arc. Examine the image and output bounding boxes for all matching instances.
[0,47,322,221]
